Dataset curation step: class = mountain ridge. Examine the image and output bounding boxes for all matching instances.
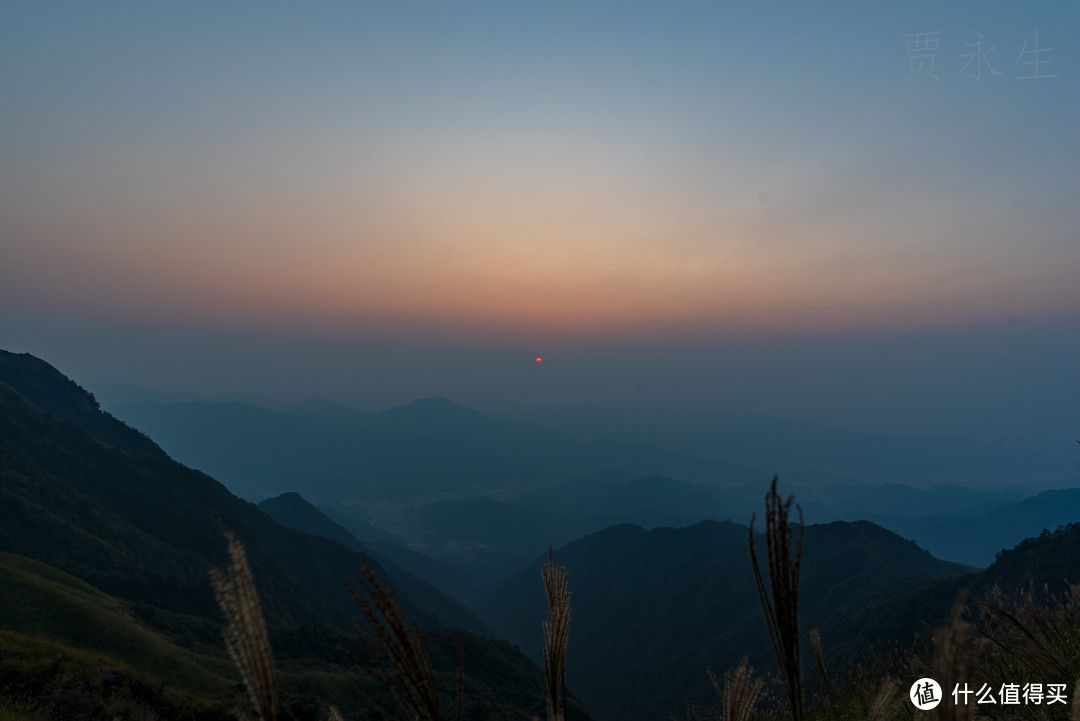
[479,517,973,721]
[0,346,592,719]
[0,349,485,637]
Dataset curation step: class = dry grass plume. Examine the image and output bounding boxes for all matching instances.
[210,530,277,721]
[542,547,571,721]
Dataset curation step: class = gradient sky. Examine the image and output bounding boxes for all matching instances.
[2,1,1079,449]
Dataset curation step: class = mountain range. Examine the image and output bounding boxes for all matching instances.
[460,518,972,721]
[107,396,763,503]
[106,395,1080,575]
[5,347,1080,721]
[0,349,588,720]
[262,486,1080,721]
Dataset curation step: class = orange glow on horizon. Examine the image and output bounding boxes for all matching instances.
[6,132,1076,340]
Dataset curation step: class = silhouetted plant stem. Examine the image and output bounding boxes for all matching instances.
[343,566,449,721]
[748,475,805,721]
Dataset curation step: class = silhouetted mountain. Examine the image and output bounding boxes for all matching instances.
[259,491,370,551]
[978,520,1080,597]
[257,469,754,592]
[479,518,972,721]
[0,352,165,459]
[0,350,488,635]
[0,349,581,719]
[372,395,491,434]
[107,396,1070,566]
[10,346,1078,721]
[107,389,1077,577]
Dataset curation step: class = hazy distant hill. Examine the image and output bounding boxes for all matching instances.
[85,381,283,409]
[541,406,1078,488]
[792,481,1023,522]
[107,396,764,502]
[321,471,1076,582]
[107,396,1072,535]
[8,347,1079,720]
[0,350,489,635]
[479,519,972,721]
[514,471,742,523]
[755,481,1080,568]
[0,349,584,719]
[108,389,1080,579]
[392,471,747,562]
[868,488,1080,567]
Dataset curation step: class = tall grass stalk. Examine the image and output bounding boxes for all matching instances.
[542,547,571,721]
[808,628,832,699]
[344,566,453,721]
[749,475,805,721]
[808,628,841,721]
[210,530,277,721]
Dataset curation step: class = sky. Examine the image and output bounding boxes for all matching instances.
[2,1,1079,450]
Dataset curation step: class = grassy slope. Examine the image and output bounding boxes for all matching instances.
[0,552,237,694]
[0,550,596,720]
[0,552,238,719]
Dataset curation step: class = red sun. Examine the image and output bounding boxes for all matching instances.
[535,357,543,363]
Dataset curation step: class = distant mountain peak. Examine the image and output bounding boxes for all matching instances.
[381,396,488,422]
